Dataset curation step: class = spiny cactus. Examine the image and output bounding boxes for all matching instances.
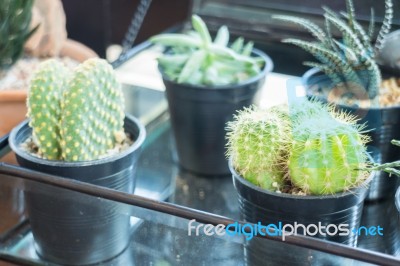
[27,58,125,162]
[150,15,264,86]
[273,0,393,99]
[0,0,38,71]
[226,105,291,191]
[227,100,371,195]
[288,115,369,195]
[27,60,70,160]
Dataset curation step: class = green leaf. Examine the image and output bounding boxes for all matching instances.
[178,50,207,83]
[191,15,212,46]
[214,25,229,47]
[149,34,202,48]
[231,37,244,53]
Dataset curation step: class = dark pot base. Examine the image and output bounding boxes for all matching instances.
[9,115,145,265]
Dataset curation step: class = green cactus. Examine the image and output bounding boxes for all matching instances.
[27,59,70,160]
[27,58,125,162]
[288,115,369,195]
[226,100,371,195]
[226,106,291,191]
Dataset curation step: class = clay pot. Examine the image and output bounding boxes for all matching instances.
[0,39,97,164]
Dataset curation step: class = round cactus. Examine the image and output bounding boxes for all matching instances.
[60,58,125,161]
[288,114,369,195]
[226,106,291,191]
[27,59,71,160]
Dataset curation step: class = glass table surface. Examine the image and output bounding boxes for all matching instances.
[0,53,400,266]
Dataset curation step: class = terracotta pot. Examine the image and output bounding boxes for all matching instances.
[0,39,97,164]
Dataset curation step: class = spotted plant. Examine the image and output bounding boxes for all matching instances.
[274,0,393,99]
[27,58,125,161]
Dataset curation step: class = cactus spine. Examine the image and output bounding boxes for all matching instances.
[226,100,370,195]
[27,58,125,162]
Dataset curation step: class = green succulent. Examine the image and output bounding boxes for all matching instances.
[27,58,125,162]
[273,0,393,99]
[0,0,38,71]
[226,100,372,195]
[150,15,265,86]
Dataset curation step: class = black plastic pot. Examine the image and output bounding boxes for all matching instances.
[230,158,374,247]
[161,49,273,176]
[357,199,400,256]
[302,68,400,201]
[8,115,146,265]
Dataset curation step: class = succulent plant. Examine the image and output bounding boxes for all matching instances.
[150,15,264,86]
[288,114,369,195]
[27,58,125,161]
[226,100,371,195]
[273,0,393,99]
[0,0,38,71]
[226,105,290,191]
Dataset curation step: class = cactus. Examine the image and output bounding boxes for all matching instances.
[226,100,371,195]
[27,58,125,162]
[273,0,393,99]
[0,0,38,71]
[288,114,369,195]
[226,106,291,191]
[27,59,70,160]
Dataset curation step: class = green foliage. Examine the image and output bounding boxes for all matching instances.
[273,0,393,99]
[226,100,371,195]
[0,0,38,70]
[27,58,125,161]
[150,15,264,86]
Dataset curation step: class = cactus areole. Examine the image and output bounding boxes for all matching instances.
[27,58,126,162]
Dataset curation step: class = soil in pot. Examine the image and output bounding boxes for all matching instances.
[302,68,400,201]
[8,115,146,265]
[162,49,273,176]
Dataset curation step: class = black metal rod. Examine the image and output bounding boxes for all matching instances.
[0,163,399,266]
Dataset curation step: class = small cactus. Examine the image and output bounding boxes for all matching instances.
[226,100,371,195]
[27,59,70,160]
[27,58,125,161]
[288,115,369,195]
[226,106,291,191]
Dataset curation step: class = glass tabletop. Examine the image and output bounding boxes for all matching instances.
[0,83,400,266]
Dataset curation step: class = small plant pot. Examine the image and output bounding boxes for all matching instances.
[302,68,400,201]
[161,49,273,176]
[230,158,374,247]
[8,115,146,265]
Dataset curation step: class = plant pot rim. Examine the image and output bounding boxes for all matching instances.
[159,48,273,90]
[302,67,400,111]
[396,187,400,212]
[9,114,146,168]
[0,38,97,103]
[229,155,375,200]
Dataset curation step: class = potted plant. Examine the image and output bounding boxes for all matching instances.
[149,15,273,176]
[0,0,97,141]
[273,0,399,201]
[8,58,146,265]
[226,99,376,248]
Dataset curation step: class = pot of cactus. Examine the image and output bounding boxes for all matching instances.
[149,15,273,176]
[0,0,97,141]
[8,58,146,265]
[226,100,377,249]
[273,0,400,201]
